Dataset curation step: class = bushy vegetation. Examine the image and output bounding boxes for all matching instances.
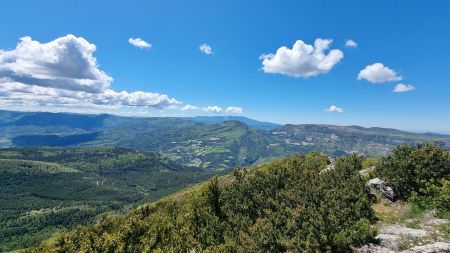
[375,143,450,212]
[0,147,215,252]
[36,154,377,252]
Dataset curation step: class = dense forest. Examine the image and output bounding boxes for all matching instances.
[0,147,217,252]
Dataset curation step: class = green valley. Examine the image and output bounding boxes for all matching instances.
[1,110,450,170]
[0,147,216,252]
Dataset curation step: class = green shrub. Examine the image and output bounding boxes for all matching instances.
[413,178,450,212]
[37,154,377,252]
[375,143,450,201]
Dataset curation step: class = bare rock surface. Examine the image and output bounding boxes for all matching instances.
[357,244,394,253]
[400,242,450,253]
[381,225,428,237]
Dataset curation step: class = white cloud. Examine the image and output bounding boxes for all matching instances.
[128,38,152,49]
[259,39,344,78]
[225,106,243,114]
[199,43,213,55]
[0,82,179,108]
[180,104,198,111]
[92,89,179,107]
[393,83,416,93]
[357,63,402,83]
[326,105,344,113]
[0,35,112,93]
[202,105,222,114]
[345,39,358,48]
[0,35,179,110]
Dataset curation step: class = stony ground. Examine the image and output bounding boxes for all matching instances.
[357,192,450,252]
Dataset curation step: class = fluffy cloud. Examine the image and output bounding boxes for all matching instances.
[345,39,357,48]
[180,104,198,111]
[199,43,213,55]
[393,83,416,93]
[0,82,179,108]
[357,63,402,83]
[0,35,179,110]
[200,106,243,114]
[225,106,243,114]
[128,38,152,49]
[202,105,222,114]
[0,35,112,93]
[259,39,344,78]
[92,89,179,107]
[326,105,344,113]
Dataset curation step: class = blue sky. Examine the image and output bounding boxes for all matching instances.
[0,0,450,133]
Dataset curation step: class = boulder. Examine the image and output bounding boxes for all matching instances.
[375,234,401,248]
[367,178,395,201]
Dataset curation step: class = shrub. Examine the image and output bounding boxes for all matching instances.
[413,178,450,212]
[38,154,378,252]
[375,143,450,201]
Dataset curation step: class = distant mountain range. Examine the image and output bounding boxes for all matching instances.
[1,110,449,170]
[191,115,281,130]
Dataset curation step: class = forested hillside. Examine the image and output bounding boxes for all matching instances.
[1,110,450,170]
[0,147,216,252]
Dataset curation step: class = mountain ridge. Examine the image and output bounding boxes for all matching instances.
[1,109,447,135]
[1,110,449,170]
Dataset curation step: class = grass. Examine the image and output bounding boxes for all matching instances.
[442,223,450,241]
[404,203,427,220]
[396,234,426,251]
[372,198,410,223]
[406,220,422,229]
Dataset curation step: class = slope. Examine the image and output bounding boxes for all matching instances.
[0,147,216,252]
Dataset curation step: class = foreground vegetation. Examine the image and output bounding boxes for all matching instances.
[375,143,450,213]
[0,147,215,252]
[35,153,378,252]
[3,143,449,252]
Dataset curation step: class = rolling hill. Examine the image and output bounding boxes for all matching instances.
[1,110,450,170]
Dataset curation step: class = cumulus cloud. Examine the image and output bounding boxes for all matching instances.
[326,105,344,113]
[225,106,243,114]
[0,35,112,93]
[202,105,222,114]
[259,39,344,78]
[92,89,179,107]
[180,104,198,111]
[393,83,416,93]
[0,35,179,110]
[128,38,152,49]
[357,63,402,83]
[199,43,213,55]
[345,39,357,48]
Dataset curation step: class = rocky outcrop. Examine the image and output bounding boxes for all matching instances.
[400,242,450,253]
[367,178,395,201]
[357,244,393,253]
[380,225,427,237]
[357,222,450,253]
